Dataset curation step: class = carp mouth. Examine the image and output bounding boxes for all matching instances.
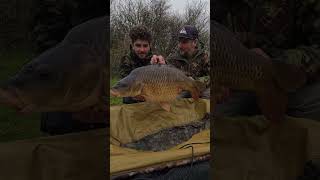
[0,87,34,113]
[110,89,120,97]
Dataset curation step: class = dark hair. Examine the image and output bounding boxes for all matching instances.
[129,25,152,43]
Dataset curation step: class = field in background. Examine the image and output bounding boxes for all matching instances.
[0,50,42,142]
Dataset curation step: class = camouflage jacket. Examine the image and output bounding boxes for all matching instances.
[213,0,320,82]
[166,46,210,84]
[119,49,153,78]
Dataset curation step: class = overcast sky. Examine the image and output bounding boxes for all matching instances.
[169,0,210,14]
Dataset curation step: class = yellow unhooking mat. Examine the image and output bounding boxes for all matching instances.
[110,130,210,177]
[109,98,211,177]
[110,98,210,145]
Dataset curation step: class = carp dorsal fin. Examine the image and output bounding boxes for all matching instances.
[272,60,307,92]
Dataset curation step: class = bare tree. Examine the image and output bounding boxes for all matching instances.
[110,0,209,77]
[183,0,210,49]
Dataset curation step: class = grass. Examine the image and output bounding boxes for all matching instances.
[110,77,123,106]
[0,49,42,142]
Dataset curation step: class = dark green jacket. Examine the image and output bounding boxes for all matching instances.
[119,49,153,78]
[166,46,210,81]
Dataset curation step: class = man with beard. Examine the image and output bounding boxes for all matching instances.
[165,25,210,98]
[119,25,164,104]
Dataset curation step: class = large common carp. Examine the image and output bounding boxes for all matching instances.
[110,64,205,112]
[211,21,307,122]
[0,16,107,113]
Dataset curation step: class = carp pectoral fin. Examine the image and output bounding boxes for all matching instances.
[177,87,183,94]
[177,81,200,100]
[160,102,171,112]
[272,60,307,92]
[256,84,287,123]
